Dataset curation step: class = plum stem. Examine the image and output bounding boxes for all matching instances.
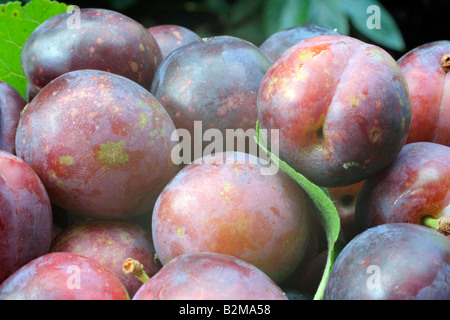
[438,216,450,234]
[441,54,450,73]
[122,258,150,284]
[422,216,450,234]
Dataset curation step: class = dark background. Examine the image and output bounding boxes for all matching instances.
[64,0,449,60]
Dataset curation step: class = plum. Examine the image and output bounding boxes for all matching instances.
[0,150,52,284]
[15,69,179,220]
[0,81,26,154]
[327,181,364,241]
[260,24,340,62]
[151,35,272,163]
[295,250,328,296]
[148,24,202,61]
[50,219,160,297]
[0,252,130,300]
[257,34,412,187]
[130,252,288,300]
[355,142,450,234]
[323,223,450,300]
[151,151,315,284]
[21,8,162,97]
[397,41,450,146]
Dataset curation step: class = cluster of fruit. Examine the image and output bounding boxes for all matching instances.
[0,7,448,300]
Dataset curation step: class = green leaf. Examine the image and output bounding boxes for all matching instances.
[262,0,311,38]
[255,121,344,300]
[308,0,349,35]
[0,0,69,99]
[227,0,263,27]
[339,0,405,51]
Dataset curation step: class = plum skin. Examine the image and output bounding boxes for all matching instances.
[0,252,130,300]
[21,8,161,95]
[258,34,412,187]
[0,81,26,154]
[397,41,450,146]
[151,151,315,284]
[151,35,272,161]
[50,220,160,298]
[323,223,450,300]
[148,24,201,60]
[260,24,340,62]
[133,252,288,300]
[355,142,450,232]
[15,69,179,220]
[327,181,364,241]
[0,150,52,284]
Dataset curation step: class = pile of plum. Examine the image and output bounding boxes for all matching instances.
[0,8,448,300]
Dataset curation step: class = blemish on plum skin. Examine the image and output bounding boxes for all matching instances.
[130,61,139,73]
[59,156,73,166]
[139,113,148,130]
[95,141,129,167]
[176,227,184,237]
[270,206,280,217]
[349,96,359,107]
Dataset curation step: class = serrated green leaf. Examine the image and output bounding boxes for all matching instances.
[308,0,349,35]
[0,0,69,99]
[262,0,311,38]
[255,121,344,300]
[339,0,405,51]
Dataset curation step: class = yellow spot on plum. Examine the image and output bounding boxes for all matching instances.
[350,96,359,106]
[119,232,134,244]
[219,182,234,203]
[176,227,184,237]
[95,141,129,166]
[298,48,315,62]
[397,94,404,106]
[360,93,367,100]
[151,100,162,111]
[401,116,406,130]
[59,156,73,165]
[139,113,148,130]
[89,47,95,53]
[139,43,145,52]
[150,129,158,137]
[97,38,103,45]
[130,61,139,72]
